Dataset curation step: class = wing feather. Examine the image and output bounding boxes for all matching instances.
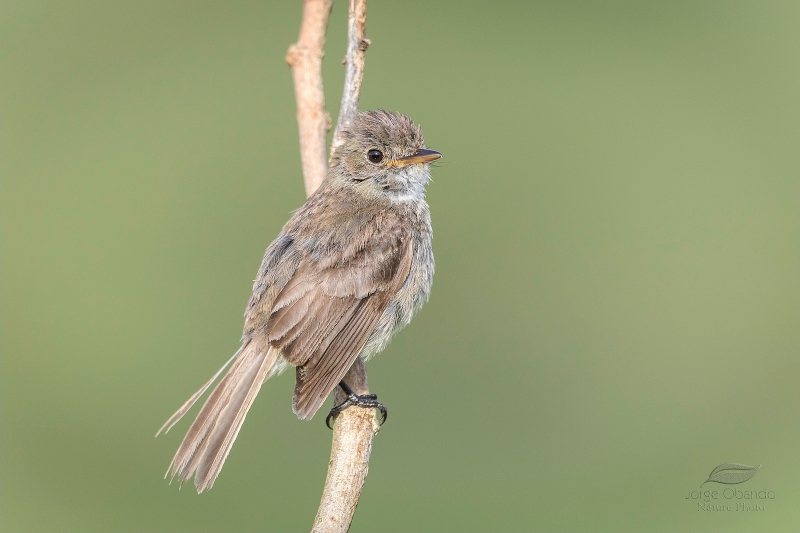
[275,237,413,420]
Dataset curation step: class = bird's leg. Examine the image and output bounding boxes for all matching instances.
[326,380,387,429]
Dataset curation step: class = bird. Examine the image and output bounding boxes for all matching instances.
[156,109,440,492]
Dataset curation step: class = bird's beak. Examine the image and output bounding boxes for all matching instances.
[388,148,442,168]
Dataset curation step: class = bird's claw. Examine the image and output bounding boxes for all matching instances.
[326,392,388,429]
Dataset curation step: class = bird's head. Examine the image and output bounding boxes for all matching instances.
[330,110,441,202]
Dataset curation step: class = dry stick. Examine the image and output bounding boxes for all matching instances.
[312,358,378,533]
[287,1,377,532]
[329,0,370,159]
[286,0,333,196]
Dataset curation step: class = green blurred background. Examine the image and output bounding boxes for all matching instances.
[1,1,798,531]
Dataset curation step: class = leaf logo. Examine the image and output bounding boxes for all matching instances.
[701,463,760,487]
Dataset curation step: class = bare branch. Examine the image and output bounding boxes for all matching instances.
[286,0,333,196]
[311,358,379,533]
[329,0,370,157]
[287,1,375,531]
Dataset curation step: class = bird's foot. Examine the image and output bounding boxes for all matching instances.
[326,380,387,429]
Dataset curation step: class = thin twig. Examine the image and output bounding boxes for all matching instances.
[287,1,376,532]
[329,0,370,157]
[286,0,333,196]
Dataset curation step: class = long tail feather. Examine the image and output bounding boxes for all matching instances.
[159,340,281,492]
[192,348,279,491]
[155,345,243,437]
[166,348,252,481]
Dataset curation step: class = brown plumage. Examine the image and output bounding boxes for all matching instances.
[156,110,438,492]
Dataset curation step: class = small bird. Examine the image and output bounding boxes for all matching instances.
[156,110,440,492]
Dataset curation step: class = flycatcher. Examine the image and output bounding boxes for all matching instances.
[157,110,440,492]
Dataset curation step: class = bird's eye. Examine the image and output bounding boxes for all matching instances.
[367,149,384,163]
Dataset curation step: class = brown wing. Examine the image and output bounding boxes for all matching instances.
[267,234,413,420]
